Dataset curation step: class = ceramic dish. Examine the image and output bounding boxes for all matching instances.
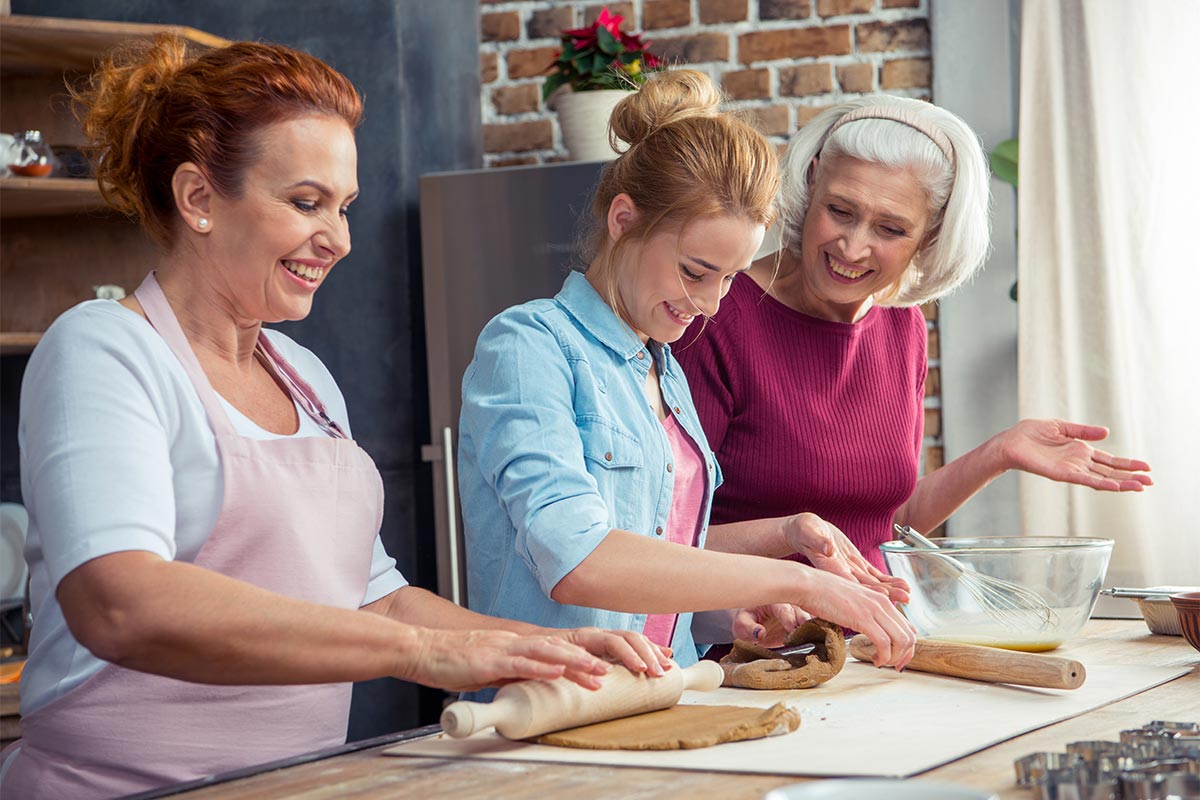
[0,502,29,601]
[1169,591,1200,653]
[764,779,996,800]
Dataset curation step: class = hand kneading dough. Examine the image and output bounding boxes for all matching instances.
[532,703,799,750]
[720,618,847,689]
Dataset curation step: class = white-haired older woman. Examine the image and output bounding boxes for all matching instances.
[674,96,1151,589]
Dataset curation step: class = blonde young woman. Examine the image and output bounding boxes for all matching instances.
[458,71,917,677]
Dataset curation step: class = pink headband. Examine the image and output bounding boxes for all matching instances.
[822,105,955,164]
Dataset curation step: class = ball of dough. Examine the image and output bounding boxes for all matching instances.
[719,618,847,690]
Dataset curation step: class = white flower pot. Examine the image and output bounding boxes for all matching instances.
[553,89,630,162]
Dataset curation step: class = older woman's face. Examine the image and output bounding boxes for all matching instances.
[206,114,358,323]
[796,155,931,322]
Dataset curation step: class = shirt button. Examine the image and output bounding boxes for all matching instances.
[666,463,673,473]
[673,406,681,414]
[605,452,613,462]
[656,526,663,535]
[636,351,645,360]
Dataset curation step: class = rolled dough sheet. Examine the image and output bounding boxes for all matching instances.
[532,702,799,750]
[383,663,1189,777]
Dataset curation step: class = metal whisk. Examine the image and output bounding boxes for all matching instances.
[893,525,1059,632]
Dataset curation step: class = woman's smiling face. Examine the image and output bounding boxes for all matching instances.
[610,210,765,344]
[204,113,359,324]
[795,154,933,322]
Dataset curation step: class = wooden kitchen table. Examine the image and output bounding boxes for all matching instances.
[135,620,1198,800]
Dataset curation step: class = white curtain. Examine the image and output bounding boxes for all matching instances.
[1018,0,1200,590]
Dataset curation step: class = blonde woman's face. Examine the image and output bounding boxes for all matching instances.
[797,155,931,322]
[613,213,765,344]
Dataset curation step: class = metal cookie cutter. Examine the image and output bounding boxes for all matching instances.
[1118,763,1200,799]
[1016,720,1200,800]
[1014,752,1083,788]
[1144,721,1200,733]
[1066,741,1124,761]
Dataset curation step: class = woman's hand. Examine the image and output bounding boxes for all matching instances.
[731,570,917,669]
[998,419,1152,491]
[539,626,674,679]
[783,513,911,603]
[400,629,614,693]
[399,627,675,693]
[730,604,810,647]
[788,570,917,670]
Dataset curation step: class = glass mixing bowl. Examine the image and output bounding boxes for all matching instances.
[880,536,1114,652]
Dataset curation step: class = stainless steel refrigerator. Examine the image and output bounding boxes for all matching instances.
[418,160,607,605]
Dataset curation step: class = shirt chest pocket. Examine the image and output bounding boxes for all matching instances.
[577,416,645,528]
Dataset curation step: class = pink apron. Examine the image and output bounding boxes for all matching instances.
[2,272,384,799]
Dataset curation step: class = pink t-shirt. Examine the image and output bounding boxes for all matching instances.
[642,413,706,647]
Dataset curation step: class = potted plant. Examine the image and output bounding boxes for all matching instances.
[543,8,662,161]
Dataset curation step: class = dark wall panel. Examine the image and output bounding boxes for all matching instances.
[5,0,482,737]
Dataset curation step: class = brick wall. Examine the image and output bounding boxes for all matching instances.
[480,0,930,165]
[478,0,942,483]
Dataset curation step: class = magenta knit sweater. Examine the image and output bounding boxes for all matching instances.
[674,273,927,571]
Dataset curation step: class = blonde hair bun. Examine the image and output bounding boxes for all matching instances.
[609,69,722,150]
[586,67,778,325]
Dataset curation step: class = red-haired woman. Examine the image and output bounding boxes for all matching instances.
[0,38,667,799]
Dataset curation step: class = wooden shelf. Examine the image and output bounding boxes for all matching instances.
[0,176,113,218]
[0,678,20,745]
[0,14,226,352]
[0,681,18,716]
[0,333,42,355]
[0,14,231,76]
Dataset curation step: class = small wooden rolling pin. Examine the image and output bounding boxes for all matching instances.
[441,660,725,739]
[849,634,1086,690]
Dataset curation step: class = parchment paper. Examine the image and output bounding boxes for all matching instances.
[383,663,1187,778]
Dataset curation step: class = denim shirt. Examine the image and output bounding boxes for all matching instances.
[458,270,724,666]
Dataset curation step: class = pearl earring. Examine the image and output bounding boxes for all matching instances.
[197,218,209,229]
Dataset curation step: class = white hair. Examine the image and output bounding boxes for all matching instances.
[775,96,992,306]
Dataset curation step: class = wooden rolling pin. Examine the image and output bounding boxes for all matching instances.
[441,660,725,739]
[849,634,1086,690]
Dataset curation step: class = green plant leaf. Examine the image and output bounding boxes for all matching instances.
[542,73,568,102]
[597,25,620,55]
[990,138,1019,188]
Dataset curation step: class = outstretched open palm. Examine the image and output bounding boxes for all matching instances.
[1002,419,1152,491]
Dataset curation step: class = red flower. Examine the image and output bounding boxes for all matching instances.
[595,8,623,38]
[541,7,664,101]
[563,9,625,46]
